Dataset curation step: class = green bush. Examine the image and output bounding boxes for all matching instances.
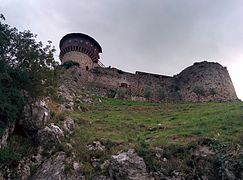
[107,89,116,98]
[193,86,205,96]
[116,88,129,99]
[144,87,153,99]
[0,145,21,167]
[0,14,58,126]
[158,87,165,101]
[62,61,80,69]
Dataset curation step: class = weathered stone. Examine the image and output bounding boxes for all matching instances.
[19,100,50,134]
[36,123,64,147]
[63,117,75,134]
[60,60,238,102]
[177,61,238,102]
[87,141,105,151]
[93,175,111,180]
[0,123,15,149]
[31,152,84,180]
[58,85,74,111]
[109,149,152,180]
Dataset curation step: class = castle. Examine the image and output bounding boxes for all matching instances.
[59,33,238,102]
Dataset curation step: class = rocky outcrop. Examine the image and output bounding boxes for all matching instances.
[58,85,75,111]
[63,117,75,134]
[19,100,50,134]
[31,152,84,180]
[36,123,64,147]
[108,149,152,180]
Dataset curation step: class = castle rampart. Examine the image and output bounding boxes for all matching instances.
[60,33,238,102]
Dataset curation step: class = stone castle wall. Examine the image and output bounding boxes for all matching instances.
[176,61,238,102]
[62,51,99,70]
[61,61,238,102]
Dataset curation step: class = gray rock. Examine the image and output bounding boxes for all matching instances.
[87,141,105,151]
[109,149,152,180]
[19,100,50,134]
[0,123,15,149]
[93,175,111,180]
[31,152,84,180]
[36,123,64,147]
[63,117,75,134]
[58,85,74,111]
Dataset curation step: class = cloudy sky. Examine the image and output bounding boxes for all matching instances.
[1,0,243,99]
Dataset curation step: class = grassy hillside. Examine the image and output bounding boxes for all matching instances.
[64,98,243,148]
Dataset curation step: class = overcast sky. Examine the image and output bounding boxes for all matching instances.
[1,0,243,99]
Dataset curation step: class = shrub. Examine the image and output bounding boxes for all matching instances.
[116,88,129,99]
[158,87,165,101]
[0,145,21,167]
[107,89,116,98]
[193,86,205,96]
[62,61,80,69]
[144,87,153,99]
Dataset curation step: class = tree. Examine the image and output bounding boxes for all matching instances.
[0,14,59,132]
[0,14,59,97]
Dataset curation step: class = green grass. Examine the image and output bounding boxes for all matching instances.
[65,98,243,149]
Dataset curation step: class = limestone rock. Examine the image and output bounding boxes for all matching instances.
[87,141,105,151]
[63,117,75,134]
[58,85,74,111]
[0,123,15,149]
[109,149,152,180]
[31,152,84,180]
[36,123,64,147]
[19,100,50,134]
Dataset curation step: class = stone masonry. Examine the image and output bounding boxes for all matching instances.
[59,33,238,102]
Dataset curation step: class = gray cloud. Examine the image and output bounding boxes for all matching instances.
[1,0,243,98]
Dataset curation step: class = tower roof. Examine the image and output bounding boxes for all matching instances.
[59,33,102,53]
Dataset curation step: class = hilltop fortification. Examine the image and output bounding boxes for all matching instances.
[60,33,238,102]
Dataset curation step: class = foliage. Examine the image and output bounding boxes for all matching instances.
[0,59,26,127]
[0,145,21,167]
[0,14,58,98]
[0,14,58,127]
[193,86,205,96]
[116,88,130,99]
[62,60,80,69]
[209,88,217,96]
[107,89,116,98]
[144,87,153,99]
[158,86,165,101]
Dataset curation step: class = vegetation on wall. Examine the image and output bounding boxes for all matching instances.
[158,86,165,101]
[62,60,80,69]
[193,86,205,96]
[144,86,153,99]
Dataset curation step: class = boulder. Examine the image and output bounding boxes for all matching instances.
[63,117,75,134]
[87,141,105,151]
[19,100,50,134]
[109,149,152,180]
[36,123,64,147]
[31,152,84,180]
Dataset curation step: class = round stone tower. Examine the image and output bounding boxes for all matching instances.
[177,61,238,102]
[59,33,104,70]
